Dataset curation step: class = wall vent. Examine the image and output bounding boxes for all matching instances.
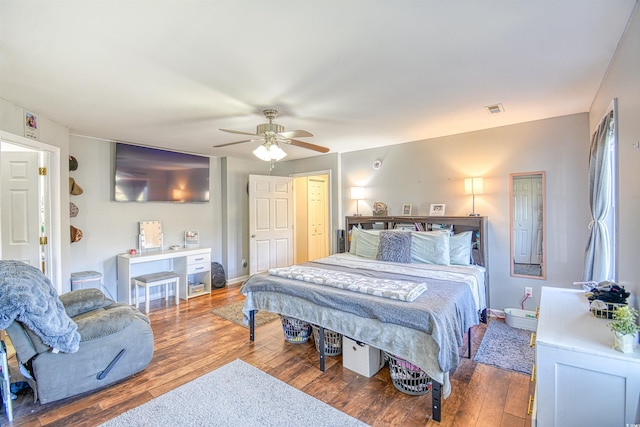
[485,103,504,114]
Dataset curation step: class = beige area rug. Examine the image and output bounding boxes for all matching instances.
[99,359,367,427]
[210,300,280,328]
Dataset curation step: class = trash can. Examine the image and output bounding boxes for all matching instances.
[70,271,102,291]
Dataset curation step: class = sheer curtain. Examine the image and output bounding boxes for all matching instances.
[583,106,617,282]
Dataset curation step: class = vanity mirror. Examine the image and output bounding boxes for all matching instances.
[139,220,163,252]
[510,172,546,279]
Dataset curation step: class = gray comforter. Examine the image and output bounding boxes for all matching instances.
[241,256,479,374]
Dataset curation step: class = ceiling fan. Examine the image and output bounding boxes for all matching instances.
[214,109,329,161]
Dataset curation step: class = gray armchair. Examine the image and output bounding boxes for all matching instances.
[0,261,154,404]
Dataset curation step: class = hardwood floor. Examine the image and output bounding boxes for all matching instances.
[5,285,534,427]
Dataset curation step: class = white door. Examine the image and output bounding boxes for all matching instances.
[513,176,543,265]
[1,151,41,267]
[249,175,293,274]
[513,177,533,264]
[307,175,328,261]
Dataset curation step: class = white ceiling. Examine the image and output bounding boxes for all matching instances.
[0,1,637,160]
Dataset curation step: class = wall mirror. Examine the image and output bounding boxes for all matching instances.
[510,171,546,279]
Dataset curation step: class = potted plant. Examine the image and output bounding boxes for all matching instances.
[609,305,640,353]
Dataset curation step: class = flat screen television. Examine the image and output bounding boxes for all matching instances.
[114,142,210,203]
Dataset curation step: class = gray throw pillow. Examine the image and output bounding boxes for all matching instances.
[376,231,412,263]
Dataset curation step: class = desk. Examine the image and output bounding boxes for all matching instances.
[117,248,211,305]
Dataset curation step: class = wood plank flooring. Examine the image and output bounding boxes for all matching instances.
[5,285,534,427]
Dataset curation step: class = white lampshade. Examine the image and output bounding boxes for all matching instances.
[464,177,484,195]
[269,144,287,161]
[253,143,287,161]
[253,145,270,161]
[350,186,365,200]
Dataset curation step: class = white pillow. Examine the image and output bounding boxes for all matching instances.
[410,231,451,265]
[450,231,473,265]
[348,228,359,255]
[352,228,381,259]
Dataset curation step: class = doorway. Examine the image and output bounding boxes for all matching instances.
[0,131,62,290]
[293,173,330,264]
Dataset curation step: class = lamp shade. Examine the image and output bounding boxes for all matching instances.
[253,143,287,161]
[350,186,365,200]
[464,177,484,195]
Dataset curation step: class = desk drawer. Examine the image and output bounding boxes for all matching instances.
[188,262,209,275]
[187,254,210,265]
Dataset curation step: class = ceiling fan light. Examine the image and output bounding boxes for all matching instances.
[270,144,287,161]
[253,143,287,161]
[252,145,271,161]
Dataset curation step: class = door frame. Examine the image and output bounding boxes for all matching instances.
[0,130,62,290]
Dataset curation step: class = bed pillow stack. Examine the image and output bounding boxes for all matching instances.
[349,227,474,266]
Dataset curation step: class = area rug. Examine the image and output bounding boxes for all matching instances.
[473,320,535,375]
[99,359,367,427]
[210,301,280,328]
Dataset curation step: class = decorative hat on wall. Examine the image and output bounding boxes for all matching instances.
[69,155,78,171]
[70,226,83,243]
[69,178,83,195]
[70,202,79,218]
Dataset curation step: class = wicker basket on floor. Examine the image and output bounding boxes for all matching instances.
[311,325,343,356]
[280,315,312,344]
[385,352,432,395]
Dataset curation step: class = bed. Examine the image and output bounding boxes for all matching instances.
[241,215,489,422]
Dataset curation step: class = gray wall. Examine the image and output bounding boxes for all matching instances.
[340,113,591,312]
[67,135,223,298]
[589,6,640,302]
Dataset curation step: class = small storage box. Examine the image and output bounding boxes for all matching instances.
[342,337,384,377]
[70,271,102,291]
[280,316,312,344]
[311,325,343,356]
[188,283,205,295]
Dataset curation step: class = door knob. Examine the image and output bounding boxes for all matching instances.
[251,234,256,238]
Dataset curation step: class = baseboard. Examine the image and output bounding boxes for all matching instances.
[226,275,249,287]
[488,308,505,319]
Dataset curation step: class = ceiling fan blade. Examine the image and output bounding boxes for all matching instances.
[220,128,259,137]
[278,130,314,138]
[285,139,329,153]
[213,139,255,148]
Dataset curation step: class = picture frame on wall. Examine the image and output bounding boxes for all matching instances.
[402,204,412,215]
[429,204,446,216]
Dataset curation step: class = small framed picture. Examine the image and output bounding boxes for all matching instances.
[402,204,412,215]
[429,204,446,216]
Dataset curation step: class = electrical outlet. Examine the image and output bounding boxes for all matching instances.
[525,287,533,297]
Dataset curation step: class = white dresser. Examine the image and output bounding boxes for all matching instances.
[534,286,640,426]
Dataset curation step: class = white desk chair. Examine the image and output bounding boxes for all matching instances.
[132,272,180,314]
